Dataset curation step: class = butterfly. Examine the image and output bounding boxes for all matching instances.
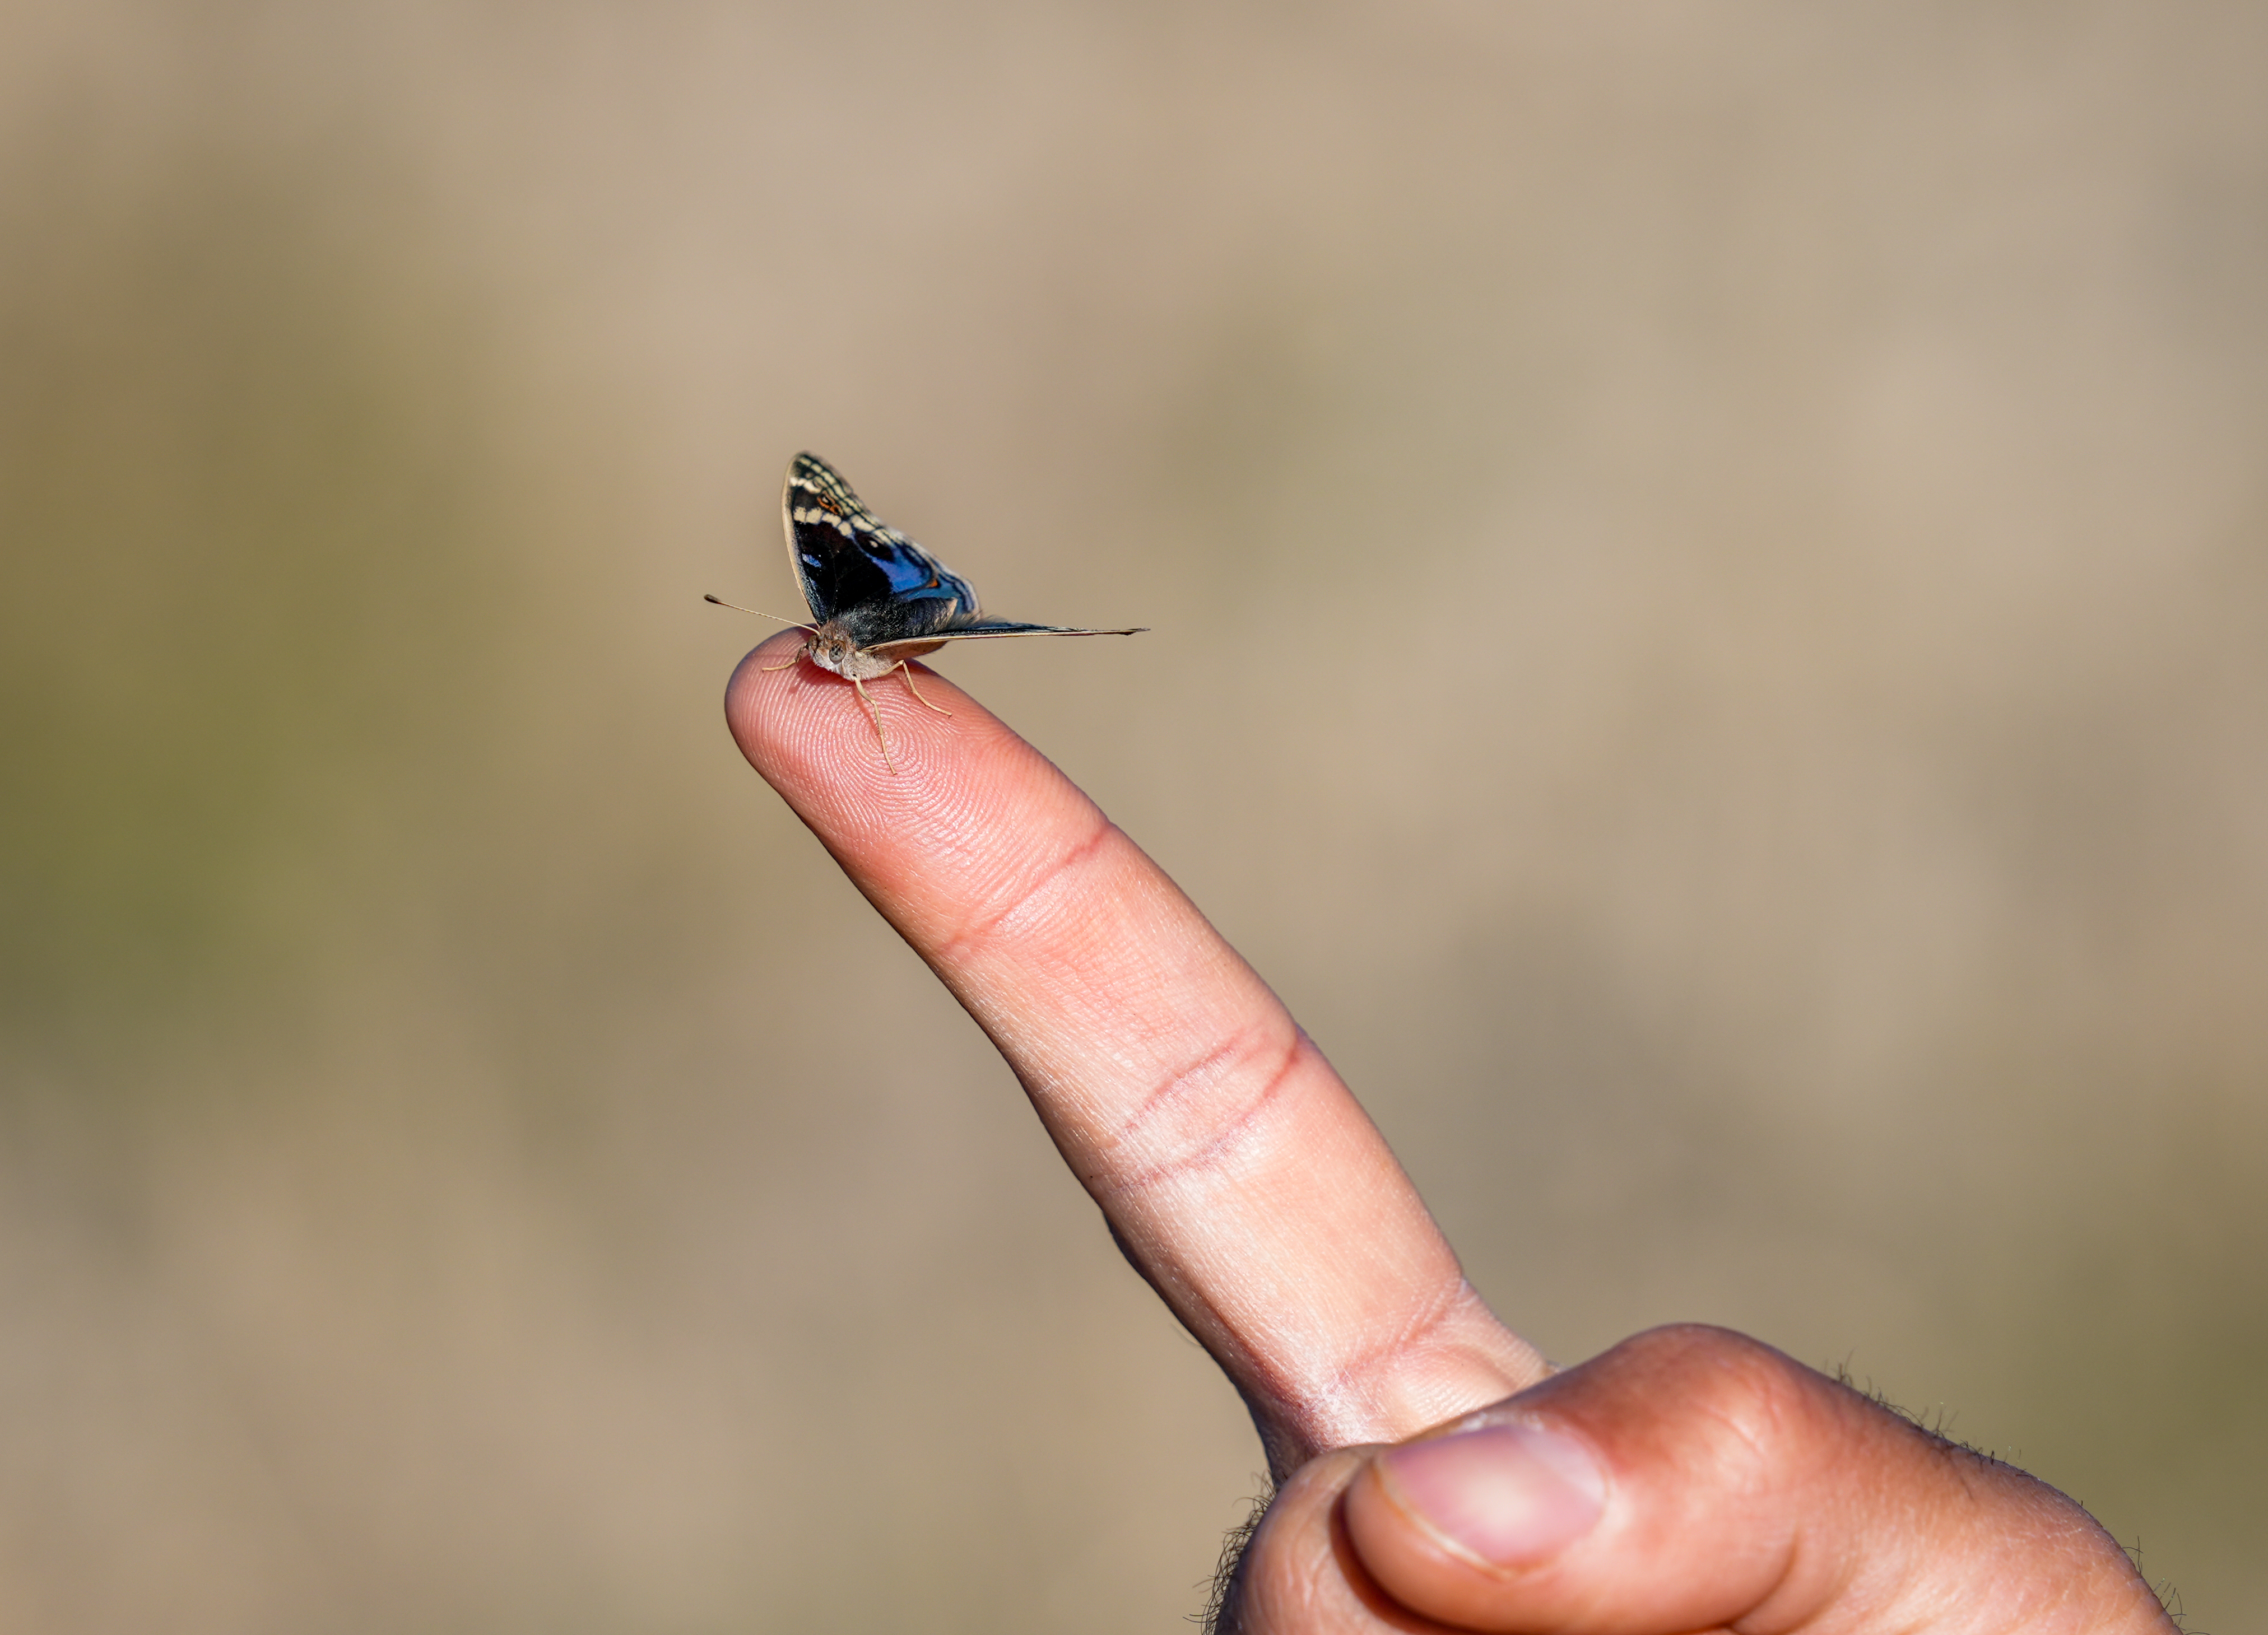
[711,453,1145,770]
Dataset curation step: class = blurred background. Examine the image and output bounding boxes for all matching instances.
[1,1,2262,1628]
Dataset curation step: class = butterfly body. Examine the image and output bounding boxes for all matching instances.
[774,453,1144,764]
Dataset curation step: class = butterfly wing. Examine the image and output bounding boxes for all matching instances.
[783,452,1146,662]
[782,454,979,643]
[860,619,1147,660]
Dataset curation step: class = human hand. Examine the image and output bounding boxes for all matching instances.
[724,635,2173,1633]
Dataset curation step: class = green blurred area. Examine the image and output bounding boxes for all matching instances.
[1,167,493,1042]
[1,2,2263,1630]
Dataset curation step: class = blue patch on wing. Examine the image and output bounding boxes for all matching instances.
[866,536,968,603]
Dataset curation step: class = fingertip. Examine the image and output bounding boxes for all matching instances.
[1335,1329,1821,1632]
[1357,1420,1608,1568]
[722,632,984,812]
[1340,1420,1609,1630]
[722,630,824,778]
[718,633,1112,937]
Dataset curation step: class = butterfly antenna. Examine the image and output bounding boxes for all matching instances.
[703,594,815,632]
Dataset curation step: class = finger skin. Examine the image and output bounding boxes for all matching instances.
[1235,1447,1462,1635]
[725,636,1547,1471]
[1234,1326,2174,1635]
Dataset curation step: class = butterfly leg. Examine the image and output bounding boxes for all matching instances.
[893,662,955,718]
[759,642,808,674]
[849,676,900,775]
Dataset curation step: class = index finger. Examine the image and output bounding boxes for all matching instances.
[726,634,1547,1474]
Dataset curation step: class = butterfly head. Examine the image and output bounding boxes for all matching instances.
[801,621,946,682]
[803,623,874,680]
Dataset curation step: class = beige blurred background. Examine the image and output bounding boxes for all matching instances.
[1,1,2262,1628]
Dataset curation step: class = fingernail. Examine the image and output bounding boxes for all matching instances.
[1371,1421,1607,1568]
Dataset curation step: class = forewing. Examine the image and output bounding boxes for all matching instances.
[781,454,979,635]
[862,619,1148,660]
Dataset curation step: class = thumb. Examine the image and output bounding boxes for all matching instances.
[1237,1325,2172,1633]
